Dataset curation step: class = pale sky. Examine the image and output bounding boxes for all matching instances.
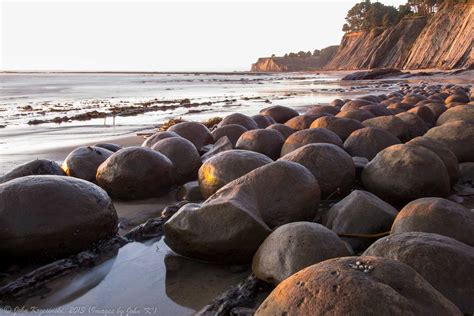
[1,0,407,72]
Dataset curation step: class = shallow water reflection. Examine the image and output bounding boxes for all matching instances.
[1,239,250,316]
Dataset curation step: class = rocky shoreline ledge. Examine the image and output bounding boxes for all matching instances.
[0,79,473,315]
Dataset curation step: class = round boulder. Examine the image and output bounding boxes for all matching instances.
[408,105,436,127]
[364,232,474,314]
[285,114,323,131]
[252,222,351,284]
[424,121,474,162]
[252,114,275,128]
[336,108,375,122]
[266,123,295,140]
[256,256,461,316]
[211,124,247,147]
[168,122,213,150]
[0,175,118,260]
[142,131,180,148]
[363,115,409,140]
[436,104,474,125]
[62,146,113,182]
[236,129,284,160]
[395,112,429,139]
[343,127,400,160]
[218,113,258,130]
[96,147,174,200]
[260,105,299,123]
[280,143,355,198]
[0,159,65,184]
[361,144,450,204]
[445,94,469,104]
[310,116,364,141]
[151,137,201,184]
[305,105,339,116]
[198,150,272,199]
[323,190,398,251]
[407,136,460,185]
[280,128,343,156]
[391,197,474,246]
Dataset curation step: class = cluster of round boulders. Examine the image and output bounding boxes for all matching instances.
[252,222,351,284]
[364,232,474,314]
[0,175,118,260]
[391,197,474,246]
[361,144,450,204]
[323,190,398,251]
[165,161,320,263]
[310,116,364,141]
[343,127,400,160]
[62,146,113,182]
[0,159,65,184]
[256,256,462,316]
[151,137,201,184]
[96,147,174,200]
[280,143,355,198]
[280,128,343,156]
[260,105,299,123]
[236,129,284,159]
[198,150,272,199]
[211,124,247,146]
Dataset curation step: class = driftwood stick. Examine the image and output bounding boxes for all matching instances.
[0,236,127,300]
[0,200,189,301]
[197,274,270,316]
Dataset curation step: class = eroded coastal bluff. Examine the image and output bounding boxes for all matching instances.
[251,1,473,72]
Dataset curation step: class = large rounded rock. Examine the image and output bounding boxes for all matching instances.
[364,232,474,314]
[284,114,322,131]
[142,131,180,148]
[363,115,408,140]
[336,108,375,122]
[0,176,118,260]
[361,144,450,204]
[256,256,462,316]
[343,127,400,160]
[323,190,398,251]
[280,143,355,198]
[407,136,460,185]
[425,102,447,118]
[424,121,474,162]
[280,128,343,156]
[437,104,474,125]
[0,159,65,184]
[266,123,295,140]
[360,104,392,117]
[310,116,364,141]
[260,105,299,123]
[62,146,113,182]
[408,105,436,127]
[151,137,201,184]
[198,150,272,199]
[395,112,429,139]
[305,105,339,116]
[445,94,469,104]
[168,122,213,150]
[96,147,174,200]
[165,161,320,263]
[252,114,275,128]
[236,129,284,160]
[252,222,351,284]
[218,113,258,130]
[391,198,474,246]
[211,124,247,146]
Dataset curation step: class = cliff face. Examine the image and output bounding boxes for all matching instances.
[251,46,338,72]
[404,2,473,69]
[325,17,427,70]
[326,2,472,70]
